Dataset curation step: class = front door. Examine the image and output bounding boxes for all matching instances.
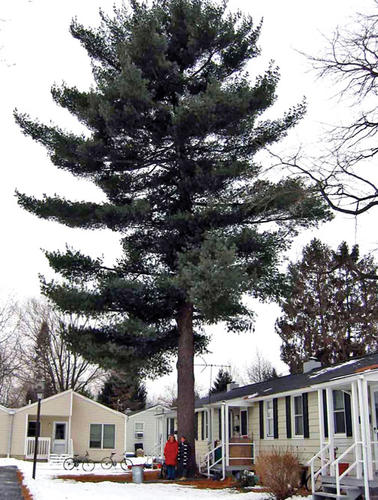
[52,422,67,454]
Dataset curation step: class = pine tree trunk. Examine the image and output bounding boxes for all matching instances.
[176,301,196,475]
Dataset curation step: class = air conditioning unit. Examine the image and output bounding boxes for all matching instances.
[135,432,144,439]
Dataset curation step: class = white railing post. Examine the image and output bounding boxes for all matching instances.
[221,402,226,480]
[225,404,229,467]
[326,388,335,476]
[351,381,363,479]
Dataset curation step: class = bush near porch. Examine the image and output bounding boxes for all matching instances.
[255,448,302,500]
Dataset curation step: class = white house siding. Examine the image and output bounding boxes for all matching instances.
[0,410,11,457]
[71,393,126,461]
[126,407,162,455]
[251,391,323,465]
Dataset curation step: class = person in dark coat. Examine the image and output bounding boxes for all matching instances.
[177,435,190,480]
[164,434,178,480]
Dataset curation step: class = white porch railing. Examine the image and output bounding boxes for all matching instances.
[308,441,377,500]
[25,437,51,460]
[199,442,254,480]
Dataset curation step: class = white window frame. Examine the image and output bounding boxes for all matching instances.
[204,411,209,440]
[333,390,346,435]
[240,409,248,436]
[134,422,144,439]
[292,395,304,438]
[89,423,116,450]
[265,400,274,438]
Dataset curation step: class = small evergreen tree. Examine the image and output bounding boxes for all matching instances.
[209,368,234,394]
[98,371,146,412]
[15,0,330,468]
[276,239,378,373]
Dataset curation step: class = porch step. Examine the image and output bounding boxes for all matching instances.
[49,454,71,466]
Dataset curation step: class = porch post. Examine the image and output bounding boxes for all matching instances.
[317,389,326,472]
[221,402,226,480]
[360,377,373,479]
[326,388,335,475]
[351,381,362,479]
[357,377,371,500]
[225,403,230,467]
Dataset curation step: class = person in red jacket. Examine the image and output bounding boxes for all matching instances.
[164,434,178,480]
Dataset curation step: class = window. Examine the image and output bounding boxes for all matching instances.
[90,424,115,449]
[240,409,248,436]
[333,390,346,434]
[167,417,175,436]
[27,421,37,438]
[266,400,274,437]
[201,411,209,440]
[293,396,304,437]
[134,422,144,439]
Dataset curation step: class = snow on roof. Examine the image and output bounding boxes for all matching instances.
[309,359,360,379]
[243,393,259,399]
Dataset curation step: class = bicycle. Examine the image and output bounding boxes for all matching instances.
[63,451,95,472]
[101,451,133,471]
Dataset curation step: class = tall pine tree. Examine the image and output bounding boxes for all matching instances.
[15,0,330,468]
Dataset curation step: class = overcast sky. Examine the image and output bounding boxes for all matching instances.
[0,0,376,399]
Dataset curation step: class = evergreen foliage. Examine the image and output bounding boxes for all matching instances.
[276,239,378,373]
[14,0,331,464]
[209,368,234,394]
[97,371,147,412]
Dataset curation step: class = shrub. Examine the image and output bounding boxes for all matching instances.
[254,448,302,500]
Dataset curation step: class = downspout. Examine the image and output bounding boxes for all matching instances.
[7,410,15,458]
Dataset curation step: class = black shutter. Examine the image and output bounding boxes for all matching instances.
[273,398,279,439]
[286,396,292,438]
[344,392,353,437]
[201,411,204,440]
[303,393,310,438]
[195,412,198,440]
[259,401,264,439]
[166,418,169,438]
[218,408,222,439]
[323,390,329,438]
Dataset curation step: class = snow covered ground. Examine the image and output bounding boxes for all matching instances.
[0,458,306,500]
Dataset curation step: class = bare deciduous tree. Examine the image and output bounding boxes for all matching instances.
[246,351,279,384]
[280,2,378,216]
[18,299,104,400]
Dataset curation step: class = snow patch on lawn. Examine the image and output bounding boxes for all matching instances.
[0,458,307,500]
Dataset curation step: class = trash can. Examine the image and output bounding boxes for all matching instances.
[132,465,144,484]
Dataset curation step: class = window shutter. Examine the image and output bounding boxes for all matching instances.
[273,398,279,439]
[285,396,292,438]
[323,390,329,438]
[303,393,310,438]
[166,418,169,438]
[195,412,198,440]
[259,401,264,439]
[344,392,353,437]
[201,411,204,441]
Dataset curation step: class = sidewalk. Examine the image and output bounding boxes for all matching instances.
[0,466,23,499]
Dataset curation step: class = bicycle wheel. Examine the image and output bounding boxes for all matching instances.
[63,457,75,471]
[101,457,113,470]
[82,459,95,472]
[120,458,133,471]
